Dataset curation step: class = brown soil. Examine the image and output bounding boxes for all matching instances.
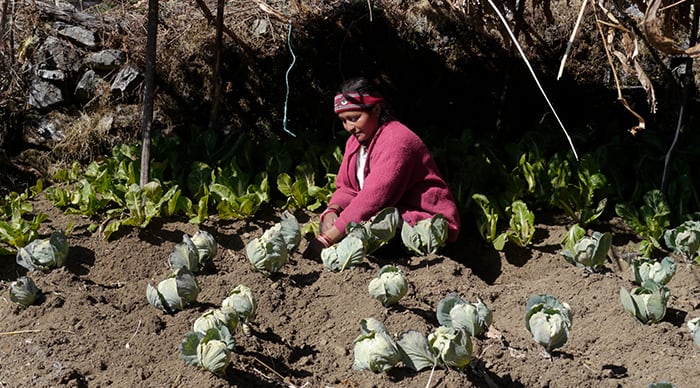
[1,197,699,387]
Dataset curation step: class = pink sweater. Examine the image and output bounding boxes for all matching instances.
[329,120,461,242]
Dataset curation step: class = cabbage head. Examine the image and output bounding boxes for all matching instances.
[631,256,676,286]
[346,207,400,254]
[245,227,288,275]
[436,293,492,337]
[352,318,401,372]
[222,284,257,335]
[16,230,69,271]
[560,231,611,272]
[146,267,201,313]
[427,326,473,370]
[620,280,670,324]
[663,220,700,261]
[168,234,200,273]
[525,294,573,353]
[9,276,41,307]
[321,235,365,272]
[400,214,448,255]
[190,230,218,264]
[180,325,234,376]
[367,265,408,306]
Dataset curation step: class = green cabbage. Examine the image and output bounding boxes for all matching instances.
[525,294,573,353]
[400,214,448,255]
[190,230,218,264]
[180,325,234,376]
[367,265,408,306]
[428,326,473,370]
[664,220,700,261]
[168,234,200,273]
[246,227,289,275]
[146,267,201,313]
[16,230,69,271]
[560,231,611,272]
[346,207,400,254]
[436,294,492,337]
[9,276,41,307]
[352,318,401,372]
[321,235,365,272]
[688,317,700,349]
[620,280,670,324]
[631,256,676,286]
[222,284,257,335]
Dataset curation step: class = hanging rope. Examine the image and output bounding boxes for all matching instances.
[281,1,297,137]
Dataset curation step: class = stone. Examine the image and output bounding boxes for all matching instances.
[86,49,126,71]
[27,79,63,109]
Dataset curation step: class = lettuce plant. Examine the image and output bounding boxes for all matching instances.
[436,294,492,337]
[664,220,700,262]
[615,189,671,257]
[525,294,573,354]
[368,265,408,306]
[16,230,69,271]
[560,231,611,272]
[631,256,676,286]
[400,214,448,255]
[493,200,535,251]
[620,280,670,324]
[0,188,48,255]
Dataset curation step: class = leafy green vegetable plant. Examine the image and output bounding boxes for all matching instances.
[346,207,400,254]
[525,294,573,354]
[492,200,535,251]
[352,318,402,372]
[560,231,612,272]
[321,235,365,272]
[368,265,409,306]
[146,267,201,313]
[9,275,41,307]
[209,159,270,220]
[615,189,671,257]
[426,326,473,370]
[179,325,235,376]
[631,256,676,286]
[245,212,300,275]
[277,163,333,211]
[400,214,448,255]
[222,284,257,336]
[548,154,608,227]
[471,193,500,244]
[620,280,670,324]
[16,230,69,271]
[193,308,238,335]
[0,189,48,255]
[663,220,700,262]
[436,294,492,337]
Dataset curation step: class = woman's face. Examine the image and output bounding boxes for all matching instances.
[338,105,380,144]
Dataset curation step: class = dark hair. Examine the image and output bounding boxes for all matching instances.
[337,76,394,124]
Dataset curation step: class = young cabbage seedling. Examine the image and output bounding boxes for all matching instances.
[525,294,573,355]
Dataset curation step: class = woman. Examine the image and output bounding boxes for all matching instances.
[304,76,461,257]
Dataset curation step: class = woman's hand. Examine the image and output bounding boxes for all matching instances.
[320,212,338,233]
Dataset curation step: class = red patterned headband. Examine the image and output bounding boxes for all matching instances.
[333,92,385,114]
